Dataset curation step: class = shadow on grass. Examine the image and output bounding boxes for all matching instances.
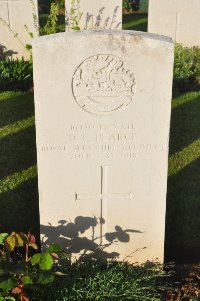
[165,92,200,263]
[169,94,200,156]
[122,13,148,31]
[165,157,200,263]
[0,92,40,239]
[0,126,37,179]
[0,92,34,127]
[0,177,40,237]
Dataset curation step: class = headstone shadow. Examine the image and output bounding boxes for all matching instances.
[169,94,200,156]
[0,93,35,127]
[0,127,37,180]
[165,157,200,263]
[0,177,40,236]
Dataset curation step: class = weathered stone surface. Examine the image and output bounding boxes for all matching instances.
[33,30,174,263]
[148,0,200,47]
[0,0,39,59]
[65,0,122,30]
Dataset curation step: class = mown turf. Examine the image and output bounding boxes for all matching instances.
[165,91,200,263]
[0,91,200,262]
[31,261,163,301]
[123,13,148,31]
[0,91,39,236]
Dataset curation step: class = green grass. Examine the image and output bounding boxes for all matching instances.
[123,13,148,31]
[31,261,163,301]
[0,91,39,236]
[166,91,200,263]
[0,90,200,263]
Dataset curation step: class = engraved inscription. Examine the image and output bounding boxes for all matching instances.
[40,123,167,160]
[72,54,136,115]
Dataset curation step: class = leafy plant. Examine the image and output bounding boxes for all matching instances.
[66,0,83,31]
[28,0,40,35]
[41,3,59,35]
[31,260,167,301]
[0,232,65,301]
[0,58,33,91]
[173,44,200,92]
[123,0,132,11]
[55,0,65,11]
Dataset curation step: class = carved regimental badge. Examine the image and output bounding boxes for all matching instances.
[72,54,136,115]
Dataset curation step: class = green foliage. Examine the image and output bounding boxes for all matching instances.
[66,0,82,31]
[123,0,132,11]
[55,0,65,10]
[0,58,33,92]
[31,253,54,270]
[0,231,63,301]
[41,2,59,35]
[173,44,200,92]
[31,260,166,301]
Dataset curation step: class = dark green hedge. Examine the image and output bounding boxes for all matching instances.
[173,44,200,93]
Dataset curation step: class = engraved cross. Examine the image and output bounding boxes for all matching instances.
[75,166,133,244]
[166,12,187,42]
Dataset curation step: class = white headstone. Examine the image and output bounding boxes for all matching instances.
[65,0,122,30]
[148,0,200,47]
[0,0,39,59]
[33,30,174,263]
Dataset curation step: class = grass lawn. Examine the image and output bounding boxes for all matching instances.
[31,261,165,301]
[123,13,148,31]
[166,92,200,263]
[0,92,39,236]
[1,90,200,263]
